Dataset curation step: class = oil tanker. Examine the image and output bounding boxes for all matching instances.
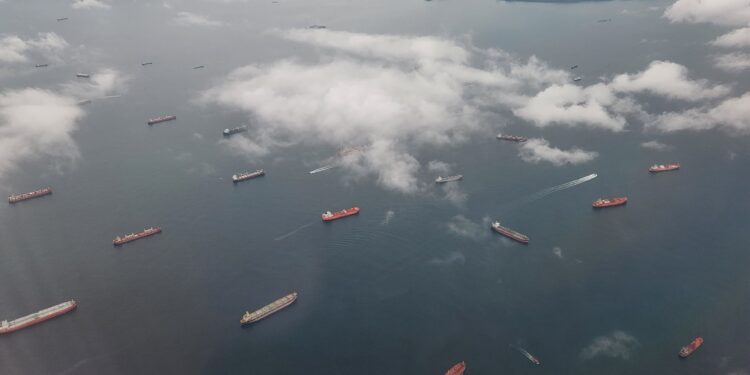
[679,337,703,358]
[241,292,298,325]
[8,187,52,204]
[322,207,360,221]
[113,227,162,246]
[147,115,176,125]
[232,169,265,182]
[0,300,77,334]
[491,221,529,244]
[444,362,466,375]
[649,163,680,173]
[592,197,628,208]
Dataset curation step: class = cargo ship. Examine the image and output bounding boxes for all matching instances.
[491,221,529,244]
[497,134,528,142]
[223,126,247,136]
[649,163,680,173]
[322,207,360,221]
[8,187,52,204]
[141,62,153,66]
[435,175,463,183]
[113,227,162,246]
[147,115,176,125]
[76,73,90,78]
[232,169,265,182]
[679,337,703,358]
[241,292,297,325]
[592,197,627,208]
[0,300,77,334]
[35,64,48,68]
[444,361,466,375]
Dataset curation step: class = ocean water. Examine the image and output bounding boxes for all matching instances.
[1,0,750,374]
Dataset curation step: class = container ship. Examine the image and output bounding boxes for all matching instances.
[496,134,528,142]
[322,207,360,221]
[649,163,680,173]
[491,221,529,244]
[435,175,463,183]
[444,361,466,375]
[679,337,703,358]
[0,300,77,334]
[592,197,627,208]
[223,126,247,136]
[241,292,298,325]
[113,227,162,246]
[232,169,265,182]
[147,115,176,125]
[8,187,52,204]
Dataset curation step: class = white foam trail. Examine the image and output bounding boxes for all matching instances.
[274,222,314,241]
[309,165,335,174]
[100,94,122,99]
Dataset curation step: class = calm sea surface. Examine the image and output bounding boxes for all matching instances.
[1,0,749,374]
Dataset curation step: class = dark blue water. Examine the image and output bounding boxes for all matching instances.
[2,0,750,374]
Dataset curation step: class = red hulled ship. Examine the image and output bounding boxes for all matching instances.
[679,337,703,358]
[322,207,360,221]
[592,197,628,208]
[8,187,52,203]
[649,163,680,173]
[0,300,77,334]
[491,221,529,244]
[444,361,466,375]
[113,227,162,246]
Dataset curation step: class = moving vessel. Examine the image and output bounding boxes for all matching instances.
[444,361,466,375]
[232,169,265,182]
[322,207,360,221]
[8,187,52,204]
[516,347,541,365]
[435,175,463,183]
[147,115,176,125]
[0,300,77,334]
[679,337,703,358]
[223,126,247,136]
[497,134,528,142]
[113,227,162,246]
[241,292,298,325]
[649,163,680,173]
[592,197,628,208]
[491,221,529,244]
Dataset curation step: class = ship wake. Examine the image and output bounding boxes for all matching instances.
[274,222,315,241]
[500,173,597,213]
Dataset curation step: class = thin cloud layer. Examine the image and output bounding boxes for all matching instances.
[72,0,111,9]
[649,92,750,133]
[611,61,730,101]
[0,32,67,64]
[518,138,598,166]
[174,11,223,27]
[664,0,750,26]
[715,52,750,72]
[713,27,750,48]
[581,331,639,360]
[640,140,674,151]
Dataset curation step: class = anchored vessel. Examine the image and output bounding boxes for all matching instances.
[491,221,529,244]
[141,62,153,66]
[223,126,247,136]
[147,115,176,125]
[76,73,90,78]
[497,134,528,142]
[435,175,463,183]
[592,197,628,208]
[241,292,298,325]
[192,65,205,70]
[679,337,703,358]
[444,362,466,375]
[0,300,77,334]
[232,169,265,182]
[8,187,52,204]
[649,163,680,173]
[322,207,360,221]
[35,64,49,68]
[113,227,162,246]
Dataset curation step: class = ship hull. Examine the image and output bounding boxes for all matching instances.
[113,228,162,246]
[679,337,703,358]
[147,115,177,125]
[0,302,77,334]
[8,188,52,204]
[232,170,265,182]
[592,197,628,208]
[322,207,360,221]
[241,293,298,325]
[492,224,529,244]
[649,164,680,173]
[445,362,466,375]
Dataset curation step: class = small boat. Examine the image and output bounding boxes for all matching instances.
[444,361,466,375]
[592,197,627,208]
[436,175,463,183]
[76,73,90,78]
[491,221,529,244]
[309,165,334,174]
[322,207,360,221]
[649,163,680,173]
[232,169,265,182]
[516,347,541,365]
[241,292,298,325]
[570,64,579,69]
[573,77,582,82]
[679,337,703,358]
[497,134,528,142]
[223,126,247,136]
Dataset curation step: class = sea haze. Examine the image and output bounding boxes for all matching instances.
[1,0,750,374]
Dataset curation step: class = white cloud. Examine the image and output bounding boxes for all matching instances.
[611,61,730,101]
[429,251,466,266]
[60,69,128,100]
[713,27,750,48]
[715,52,750,72]
[427,160,452,174]
[72,0,111,9]
[581,331,639,360]
[0,32,67,64]
[664,0,750,26]
[640,140,674,151]
[446,215,491,239]
[649,92,750,133]
[518,138,598,166]
[174,11,223,27]
[552,246,563,258]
